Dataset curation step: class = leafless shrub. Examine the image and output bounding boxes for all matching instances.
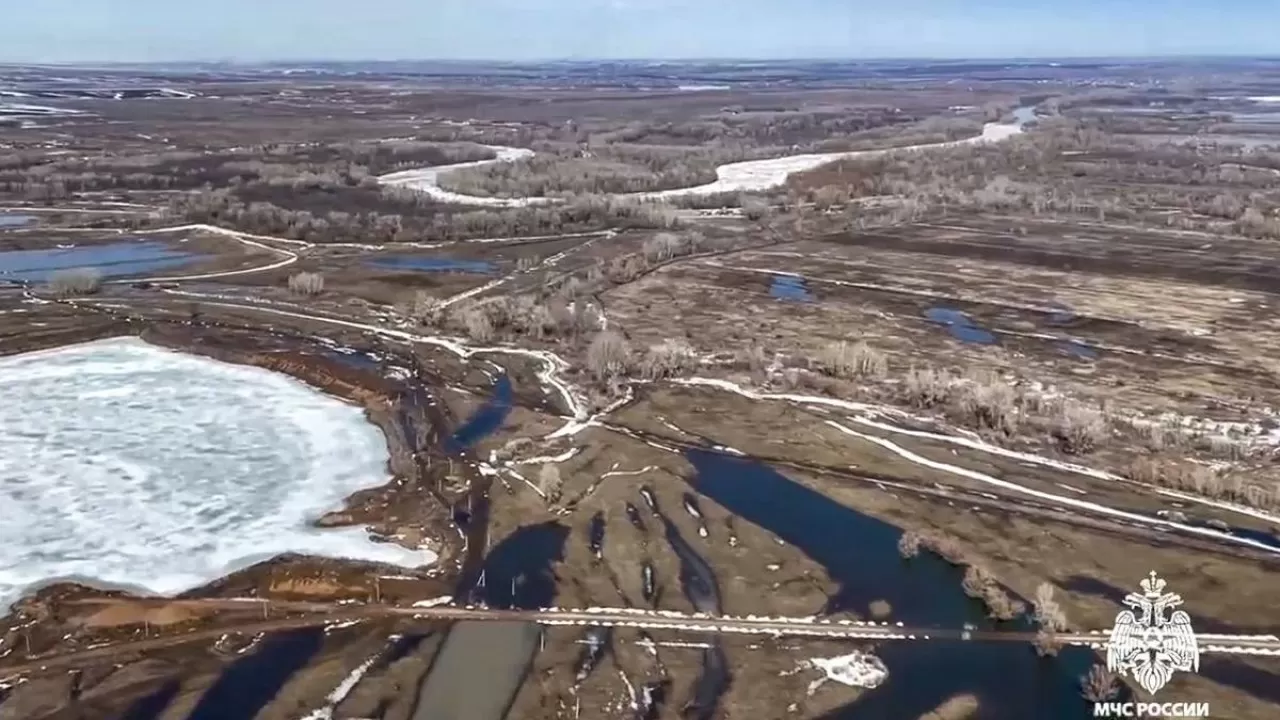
[816,341,888,379]
[733,344,769,377]
[902,368,953,408]
[961,565,1025,621]
[586,330,631,381]
[1199,434,1248,461]
[739,195,770,220]
[1053,402,1108,454]
[459,305,494,342]
[638,339,698,381]
[400,290,443,325]
[286,271,325,296]
[538,463,563,501]
[1124,457,1164,485]
[45,267,103,297]
[1080,664,1120,702]
[954,373,1018,435]
[779,368,803,390]
[1034,582,1068,632]
[641,232,687,263]
[898,531,922,559]
[1033,628,1063,657]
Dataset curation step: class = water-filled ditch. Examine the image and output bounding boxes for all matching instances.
[0,241,200,283]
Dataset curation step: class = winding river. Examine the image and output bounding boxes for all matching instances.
[377,112,1032,208]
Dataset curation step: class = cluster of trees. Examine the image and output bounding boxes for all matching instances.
[806,119,1280,238]
[0,141,497,202]
[168,188,680,244]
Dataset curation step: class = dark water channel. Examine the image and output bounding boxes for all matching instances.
[0,241,199,282]
[447,374,513,451]
[683,449,1098,719]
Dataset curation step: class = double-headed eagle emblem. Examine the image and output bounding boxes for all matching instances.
[1106,572,1200,695]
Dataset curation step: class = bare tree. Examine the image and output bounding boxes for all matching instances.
[45,267,103,298]
[586,330,632,381]
[287,271,325,296]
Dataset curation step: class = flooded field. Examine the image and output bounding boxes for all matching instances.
[0,241,200,282]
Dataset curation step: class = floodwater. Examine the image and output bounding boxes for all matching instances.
[474,521,568,610]
[448,374,514,450]
[684,450,1098,719]
[0,241,198,282]
[370,255,496,274]
[0,214,35,228]
[924,307,997,345]
[770,274,815,302]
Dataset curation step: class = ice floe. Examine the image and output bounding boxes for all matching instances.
[0,337,433,611]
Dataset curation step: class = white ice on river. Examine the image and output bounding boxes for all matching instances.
[0,337,431,611]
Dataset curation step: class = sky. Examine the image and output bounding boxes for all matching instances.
[1,0,1277,63]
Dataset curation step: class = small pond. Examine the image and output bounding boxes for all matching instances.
[370,256,496,274]
[924,307,996,345]
[0,241,199,283]
[0,214,35,228]
[770,274,815,302]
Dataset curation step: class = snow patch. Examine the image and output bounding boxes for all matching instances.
[807,651,889,692]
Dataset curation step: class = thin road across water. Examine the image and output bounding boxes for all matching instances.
[6,600,1279,676]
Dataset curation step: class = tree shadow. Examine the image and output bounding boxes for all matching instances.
[114,679,181,720]
[185,627,324,720]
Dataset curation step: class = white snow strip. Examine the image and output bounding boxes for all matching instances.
[824,420,1280,554]
[411,595,454,608]
[672,376,1280,528]
[300,655,379,719]
[512,447,582,465]
[378,146,549,208]
[601,465,658,479]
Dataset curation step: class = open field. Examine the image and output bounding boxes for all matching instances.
[1,59,1279,720]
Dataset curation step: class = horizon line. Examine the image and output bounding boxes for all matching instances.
[4,53,1280,68]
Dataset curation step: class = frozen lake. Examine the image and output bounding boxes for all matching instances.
[0,337,431,610]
